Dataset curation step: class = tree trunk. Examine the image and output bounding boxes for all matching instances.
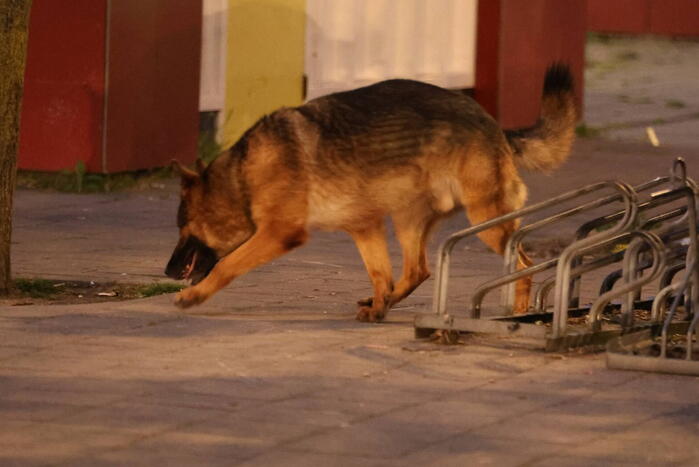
[0,0,32,294]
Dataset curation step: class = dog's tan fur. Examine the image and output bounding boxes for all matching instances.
[166,64,576,321]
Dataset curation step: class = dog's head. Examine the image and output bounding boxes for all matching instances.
[165,159,253,285]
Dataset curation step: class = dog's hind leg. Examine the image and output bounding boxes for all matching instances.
[387,207,440,306]
[464,202,533,314]
[356,207,438,308]
[349,221,394,322]
[461,154,533,314]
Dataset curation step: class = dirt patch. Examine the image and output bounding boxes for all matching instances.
[0,279,183,307]
[522,236,624,260]
[522,238,570,259]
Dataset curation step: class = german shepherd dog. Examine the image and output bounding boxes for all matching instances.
[166,64,576,321]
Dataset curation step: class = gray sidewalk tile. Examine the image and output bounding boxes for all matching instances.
[0,421,141,466]
[284,408,474,458]
[237,450,394,467]
[401,434,565,467]
[58,401,221,436]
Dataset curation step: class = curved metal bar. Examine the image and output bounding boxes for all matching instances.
[603,250,687,297]
[500,180,644,309]
[599,204,687,306]
[572,177,675,240]
[665,186,699,321]
[659,262,686,290]
[643,206,688,231]
[431,180,638,318]
[553,228,637,338]
[570,185,694,307]
[535,250,623,312]
[599,269,623,296]
[470,258,557,318]
[501,202,624,309]
[622,220,689,314]
[587,231,667,330]
[661,256,697,358]
[651,282,680,322]
[574,186,696,317]
[537,231,659,321]
[672,157,687,188]
[622,238,647,315]
[686,306,699,361]
[504,175,691,310]
[551,182,638,337]
[530,180,694,324]
[534,278,556,312]
[622,210,692,316]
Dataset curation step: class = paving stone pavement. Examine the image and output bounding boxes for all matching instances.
[2,37,699,466]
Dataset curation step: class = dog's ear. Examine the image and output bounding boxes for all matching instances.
[171,159,199,180]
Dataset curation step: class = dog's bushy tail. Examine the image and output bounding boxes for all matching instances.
[505,63,577,173]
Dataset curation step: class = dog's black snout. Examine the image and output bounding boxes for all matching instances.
[165,254,184,279]
[164,261,180,279]
[165,238,190,279]
[164,235,218,283]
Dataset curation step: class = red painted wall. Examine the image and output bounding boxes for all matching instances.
[474,0,500,123]
[476,0,586,129]
[649,0,699,36]
[105,0,202,173]
[587,0,649,34]
[588,0,699,36]
[19,0,201,173]
[19,0,107,172]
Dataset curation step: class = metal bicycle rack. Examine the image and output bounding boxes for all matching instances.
[606,169,699,375]
[606,258,699,376]
[414,158,699,355]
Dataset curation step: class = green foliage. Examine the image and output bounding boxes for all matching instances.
[665,99,686,109]
[74,160,86,192]
[615,50,639,62]
[586,33,613,44]
[610,242,629,254]
[198,130,223,164]
[575,123,602,138]
[11,279,184,301]
[15,127,223,193]
[14,278,59,298]
[15,166,174,193]
[618,95,654,105]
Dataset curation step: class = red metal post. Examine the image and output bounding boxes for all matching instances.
[475,0,586,129]
[19,0,201,173]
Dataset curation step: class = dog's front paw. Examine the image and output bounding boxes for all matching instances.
[356,305,386,323]
[174,287,207,309]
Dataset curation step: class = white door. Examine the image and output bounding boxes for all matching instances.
[305,0,478,100]
[200,0,228,112]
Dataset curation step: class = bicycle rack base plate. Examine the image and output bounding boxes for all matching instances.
[606,322,699,376]
[414,312,625,352]
[414,301,663,352]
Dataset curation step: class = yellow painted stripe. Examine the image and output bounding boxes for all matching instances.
[222,0,306,149]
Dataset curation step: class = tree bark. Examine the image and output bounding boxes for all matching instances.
[0,0,32,294]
